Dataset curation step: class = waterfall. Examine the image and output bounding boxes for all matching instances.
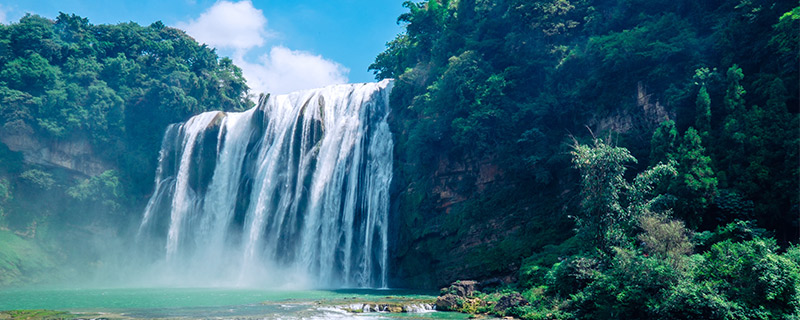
[137,80,393,288]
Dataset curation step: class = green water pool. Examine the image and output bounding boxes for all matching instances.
[0,287,473,319]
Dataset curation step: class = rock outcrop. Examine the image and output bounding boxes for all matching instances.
[0,127,112,177]
[442,280,477,297]
[435,280,480,311]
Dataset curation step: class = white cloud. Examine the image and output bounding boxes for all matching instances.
[233,46,349,95]
[177,1,350,97]
[176,0,268,51]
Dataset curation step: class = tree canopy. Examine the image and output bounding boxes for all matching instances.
[0,13,252,234]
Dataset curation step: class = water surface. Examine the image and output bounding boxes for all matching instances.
[0,288,470,319]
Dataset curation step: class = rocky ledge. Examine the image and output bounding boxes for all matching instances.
[0,128,112,177]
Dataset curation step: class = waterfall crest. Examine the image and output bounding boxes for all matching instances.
[137,80,393,288]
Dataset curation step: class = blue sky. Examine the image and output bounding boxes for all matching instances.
[0,0,407,94]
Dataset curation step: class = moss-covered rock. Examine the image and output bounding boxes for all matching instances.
[0,309,71,320]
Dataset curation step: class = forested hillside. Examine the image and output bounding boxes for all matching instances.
[0,13,251,284]
[372,0,799,316]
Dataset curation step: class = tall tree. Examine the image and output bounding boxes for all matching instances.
[571,138,676,253]
[671,127,717,228]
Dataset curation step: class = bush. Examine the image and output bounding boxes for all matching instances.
[637,213,693,268]
[545,255,601,298]
[698,238,800,318]
[568,247,684,319]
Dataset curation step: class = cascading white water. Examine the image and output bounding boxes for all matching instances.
[137,80,393,288]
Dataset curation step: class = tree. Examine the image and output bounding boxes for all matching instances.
[637,213,692,268]
[716,65,748,189]
[571,138,676,252]
[695,86,711,134]
[692,67,715,136]
[723,64,746,115]
[0,53,59,94]
[768,7,799,75]
[650,120,678,165]
[671,127,717,228]
[698,238,800,318]
[67,170,123,212]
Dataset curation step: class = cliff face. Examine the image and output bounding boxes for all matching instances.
[429,156,502,213]
[387,131,574,288]
[0,127,112,177]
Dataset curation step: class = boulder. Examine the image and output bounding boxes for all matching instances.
[444,280,478,297]
[435,293,460,311]
[494,293,528,313]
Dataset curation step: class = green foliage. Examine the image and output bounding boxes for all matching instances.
[379,0,799,318]
[0,53,59,94]
[0,13,252,204]
[19,169,55,190]
[698,238,800,318]
[695,86,711,134]
[670,127,718,228]
[723,65,746,114]
[381,0,797,291]
[511,220,798,320]
[768,7,799,72]
[649,120,678,165]
[545,255,601,298]
[519,236,581,289]
[704,64,798,237]
[380,0,800,319]
[694,220,768,252]
[0,13,253,246]
[67,170,122,212]
[627,161,677,218]
[583,13,700,106]
[508,145,796,319]
[570,138,636,249]
[637,213,693,268]
[569,247,685,319]
[570,138,676,252]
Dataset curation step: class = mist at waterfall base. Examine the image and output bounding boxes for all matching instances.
[92,80,395,289]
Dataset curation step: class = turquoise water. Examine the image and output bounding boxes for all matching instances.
[0,288,472,319]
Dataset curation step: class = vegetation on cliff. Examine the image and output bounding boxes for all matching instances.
[373,0,799,317]
[0,13,251,284]
[433,140,800,319]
